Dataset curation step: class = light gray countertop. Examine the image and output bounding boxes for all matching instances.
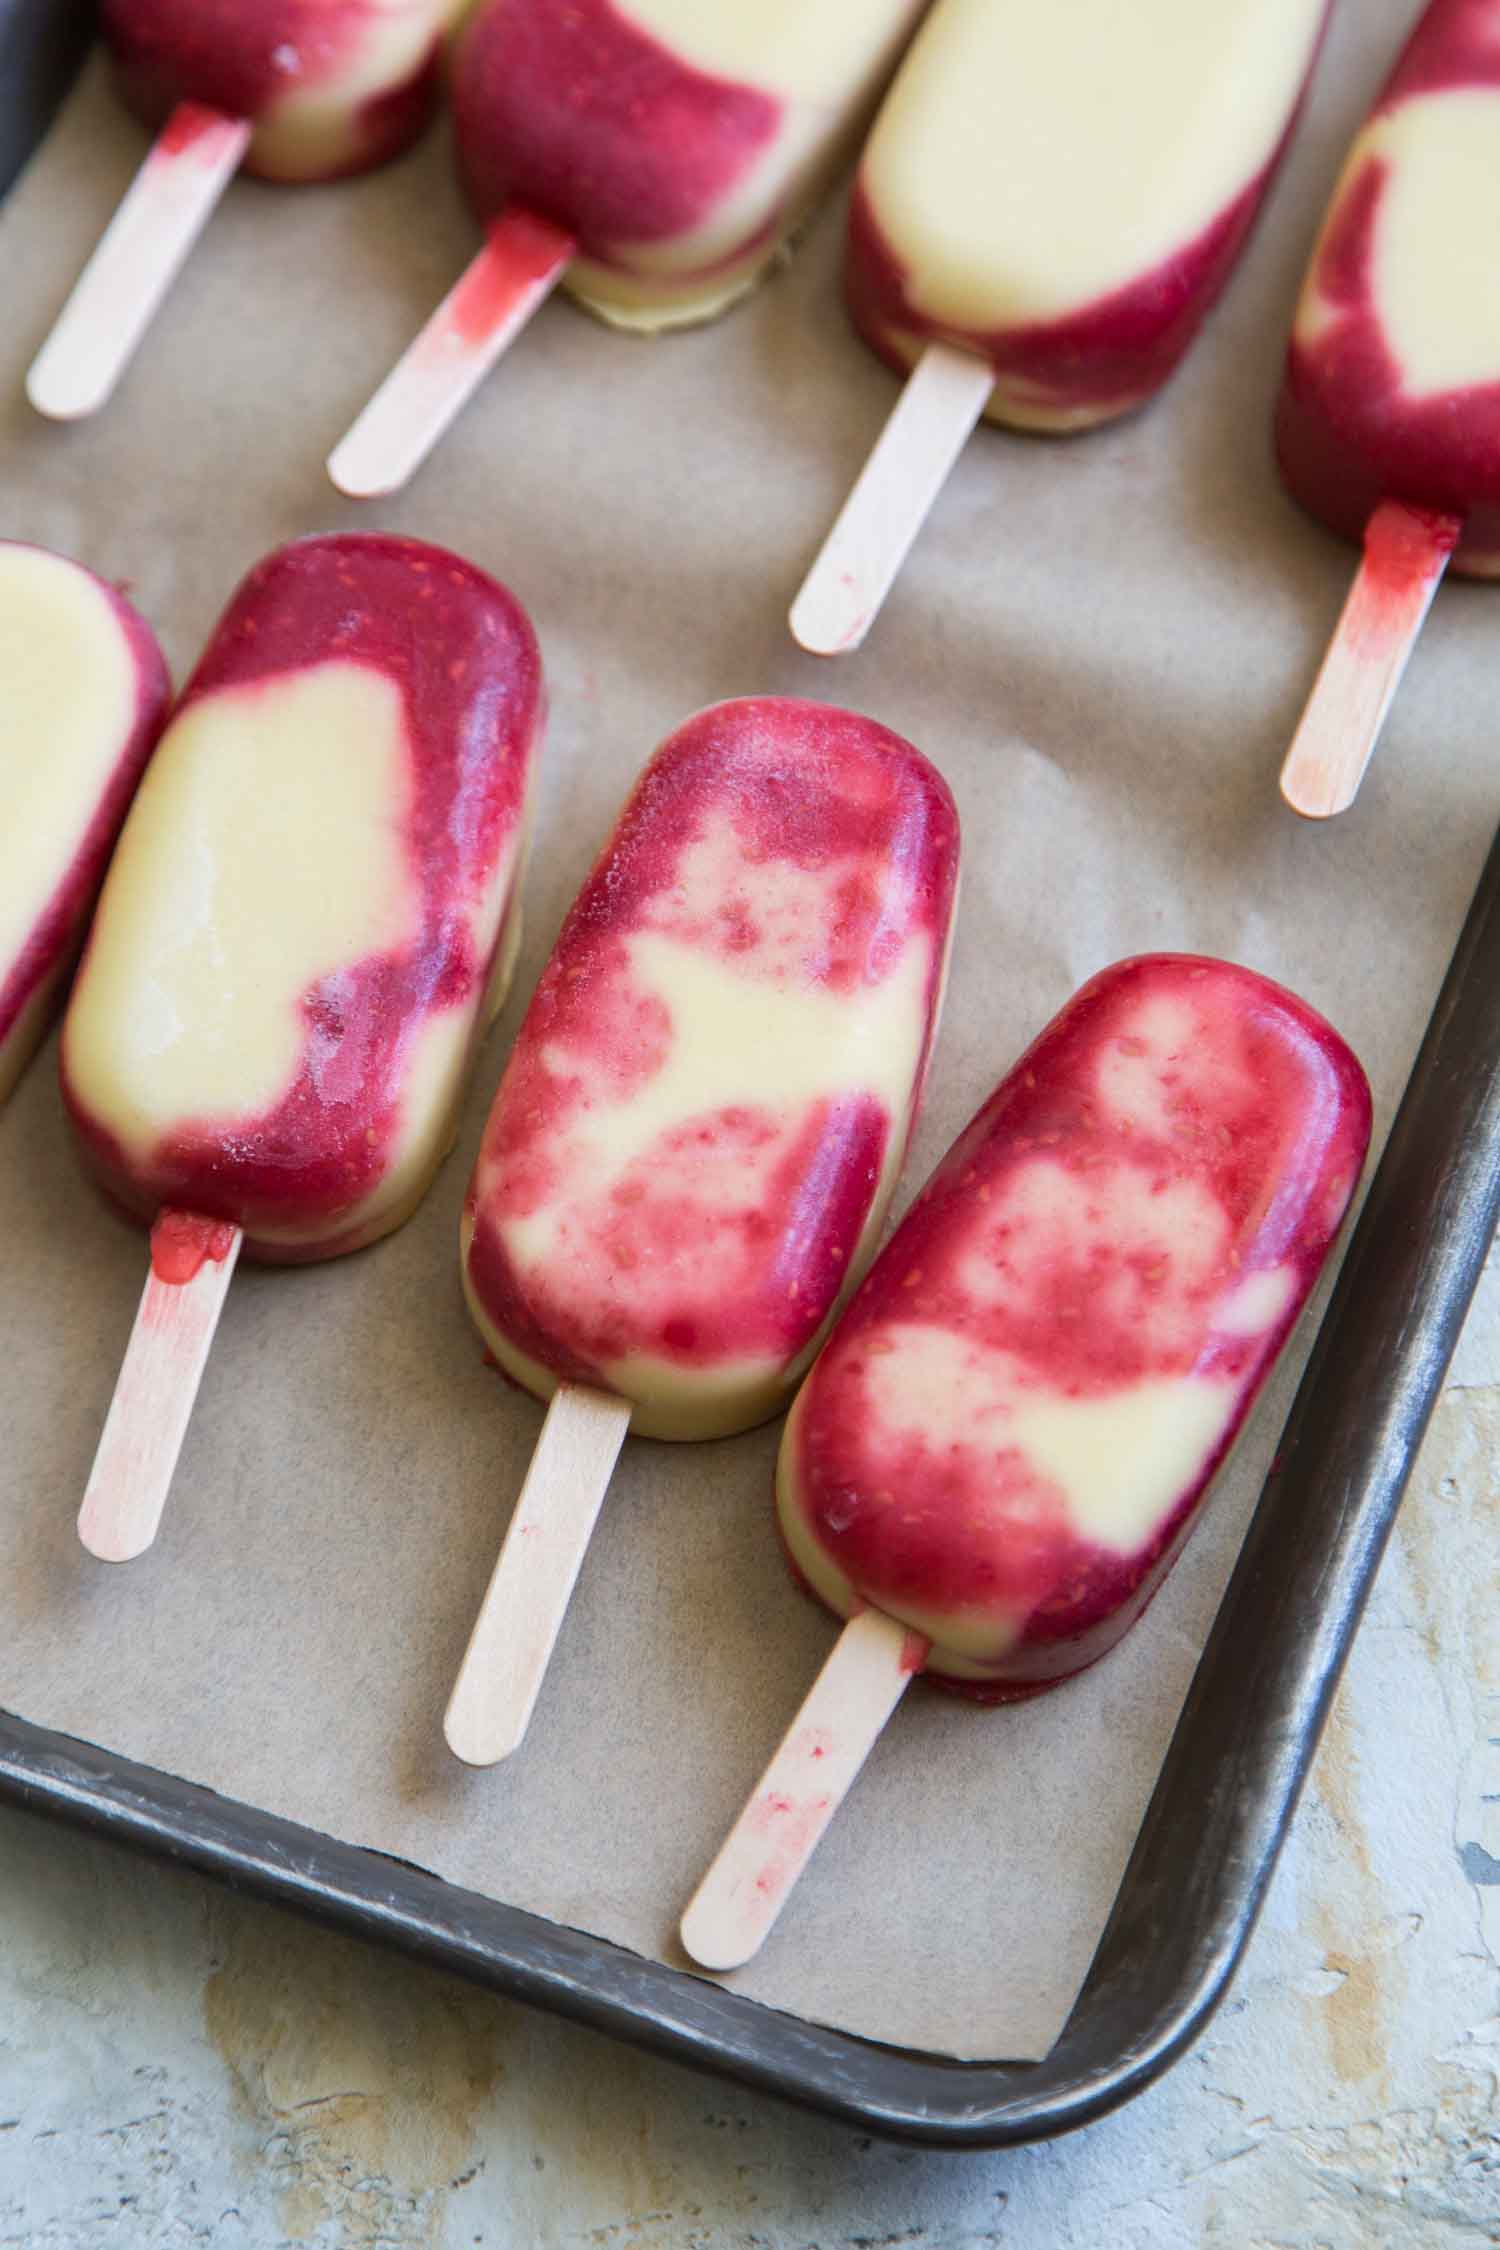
[2,1260,1495,2249]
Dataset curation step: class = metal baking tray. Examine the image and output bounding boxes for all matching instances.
[0,0,93,203]
[4,5,1498,2147]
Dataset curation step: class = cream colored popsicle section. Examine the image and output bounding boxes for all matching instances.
[778,1135,1304,1676]
[564,0,925,328]
[776,1321,1251,1679]
[869,1328,1240,1555]
[618,0,911,100]
[478,813,941,1440]
[1343,90,1500,398]
[67,659,417,1167]
[249,0,440,177]
[863,0,1325,335]
[504,936,930,1268]
[0,548,140,1089]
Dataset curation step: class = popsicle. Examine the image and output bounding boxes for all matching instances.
[1277,0,1500,817]
[790,0,1328,654]
[446,696,960,1764]
[0,542,169,1107]
[62,532,543,1562]
[27,0,448,421]
[328,0,928,497]
[682,954,1371,1969]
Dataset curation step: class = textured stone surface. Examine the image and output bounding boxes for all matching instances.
[2,1306,1495,2245]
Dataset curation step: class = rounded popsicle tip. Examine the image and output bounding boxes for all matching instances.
[442,1703,524,1768]
[76,1510,158,1565]
[325,433,405,503]
[1279,766,1353,822]
[25,352,114,424]
[679,1900,759,1976]
[787,583,872,659]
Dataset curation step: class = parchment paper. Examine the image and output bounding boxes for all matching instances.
[0,0,1486,2064]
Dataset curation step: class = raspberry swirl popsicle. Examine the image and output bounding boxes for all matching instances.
[328,0,928,497]
[1278,0,1500,817]
[0,544,169,1107]
[683,955,1371,1970]
[62,533,543,1563]
[28,0,448,421]
[791,0,1328,654]
[446,697,960,1765]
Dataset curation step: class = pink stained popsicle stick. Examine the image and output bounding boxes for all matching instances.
[327,207,577,499]
[444,1381,632,1766]
[789,340,995,656]
[680,1608,928,1973]
[1280,500,1461,820]
[27,103,253,422]
[77,1211,243,1564]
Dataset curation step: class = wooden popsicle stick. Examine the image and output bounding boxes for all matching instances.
[1280,499,1461,819]
[680,1607,929,1973]
[27,103,252,422]
[327,207,576,498]
[444,1380,632,1766]
[77,1211,243,1564]
[789,339,995,657]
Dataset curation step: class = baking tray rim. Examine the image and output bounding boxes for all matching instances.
[0,1702,1249,2147]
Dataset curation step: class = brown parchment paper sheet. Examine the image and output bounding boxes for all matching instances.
[0,0,1486,2063]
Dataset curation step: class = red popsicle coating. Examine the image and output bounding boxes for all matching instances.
[62,534,543,1262]
[778,955,1372,1698]
[847,167,1290,430]
[452,0,780,261]
[463,697,959,1440]
[101,0,443,181]
[1275,0,1500,575]
[149,1209,239,1285]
